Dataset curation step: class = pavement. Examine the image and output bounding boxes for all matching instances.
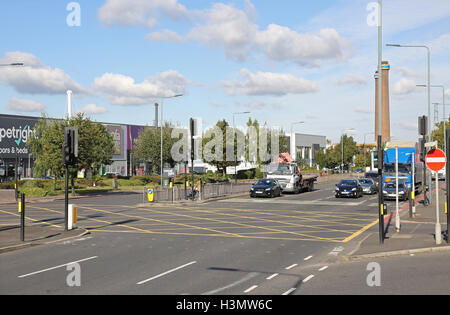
[344,184,450,261]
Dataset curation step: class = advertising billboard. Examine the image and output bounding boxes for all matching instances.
[0,115,38,159]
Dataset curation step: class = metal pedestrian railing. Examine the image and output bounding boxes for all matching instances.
[143,182,252,203]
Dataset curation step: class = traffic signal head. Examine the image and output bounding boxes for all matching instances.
[418,116,428,136]
[63,127,78,166]
[419,138,426,162]
[373,149,383,169]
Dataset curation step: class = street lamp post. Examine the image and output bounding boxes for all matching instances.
[159,94,183,187]
[341,129,355,173]
[386,43,432,204]
[418,85,446,156]
[363,132,375,170]
[233,112,250,184]
[290,122,305,161]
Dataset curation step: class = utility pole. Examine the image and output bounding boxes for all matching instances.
[377,0,384,244]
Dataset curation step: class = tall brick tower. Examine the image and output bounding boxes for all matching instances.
[375,61,391,143]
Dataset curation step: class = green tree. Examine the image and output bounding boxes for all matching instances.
[133,122,180,174]
[202,119,239,175]
[27,113,115,178]
[431,119,450,150]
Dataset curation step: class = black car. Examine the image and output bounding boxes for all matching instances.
[335,179,363,198]
[359,178,377,195]
[250,179,282,198]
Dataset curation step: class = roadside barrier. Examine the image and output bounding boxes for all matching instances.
[143,182,252,203]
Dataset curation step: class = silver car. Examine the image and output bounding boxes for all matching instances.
[358,178,377,195]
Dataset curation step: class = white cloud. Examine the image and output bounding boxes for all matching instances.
[0,52,86,95]
[147,29,184,42]
[77,104,108,115]
[126,1,352,66]
[392,78,417,95]
[255,26,352,66]
[7,97,46,112]
[234,99,282,111]
[222,69,318,96]
[187,2,259,62]
[92,70,189,106]
[98,0,189,28]
[335,74,368,86]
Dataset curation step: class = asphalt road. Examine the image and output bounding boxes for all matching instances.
[0,180,414,295]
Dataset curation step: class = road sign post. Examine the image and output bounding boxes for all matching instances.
[425,148,446,245]
[447,128,450,243]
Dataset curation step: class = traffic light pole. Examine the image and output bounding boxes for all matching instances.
[377,135,385,244]
[446,128,450,243]
[64,165,69,232]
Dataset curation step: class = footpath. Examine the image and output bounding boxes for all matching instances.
[344,185,450,261]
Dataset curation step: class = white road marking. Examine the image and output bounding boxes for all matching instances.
[304,255,313,261]
[285,264,298,270]
[137,261,197,285]
[319,266,328,271]
[218,198,366,206]
[282,288,296,295]
[202,272,260,295]
[302,275,315,283]
[244,285,258,293]
[266,273,279,280]
[18,256,98,278]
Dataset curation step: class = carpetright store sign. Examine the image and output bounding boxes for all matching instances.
[0,115,38,159]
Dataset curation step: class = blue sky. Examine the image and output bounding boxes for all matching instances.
[1,0,449,144]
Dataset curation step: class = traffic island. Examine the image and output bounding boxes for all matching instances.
[342,186,450,261]
[0,225,89,254]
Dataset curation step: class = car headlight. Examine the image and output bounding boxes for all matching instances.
[399,191,405,194]
[352,188,357,191]
[265,188,271,191]
[250,188,254,191]
[383,191,388,194]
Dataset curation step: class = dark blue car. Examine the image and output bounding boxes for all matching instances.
[335,179,363,198]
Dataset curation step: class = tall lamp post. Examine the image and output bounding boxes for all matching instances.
[386,43,432,204]
[341,128,355,173]
[417,85,446,155]
[290,122,305,161]
[233,111,250,183]
[159,94,183,187]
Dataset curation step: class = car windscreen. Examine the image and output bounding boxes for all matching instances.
[383,163,411,176]
[385,182,406,189]
[256,179,273,186]
[339,180,357,186]
[359,179,373,184]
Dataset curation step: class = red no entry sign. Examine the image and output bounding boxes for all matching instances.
[425,148,447,172]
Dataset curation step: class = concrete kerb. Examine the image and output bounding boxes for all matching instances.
[0,228,90,254]
[341,244,450,262]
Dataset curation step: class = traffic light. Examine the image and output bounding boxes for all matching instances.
[63,127,78,166]
[419,138,426,162]
[418,116,428,136]
[373,149,383,169]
